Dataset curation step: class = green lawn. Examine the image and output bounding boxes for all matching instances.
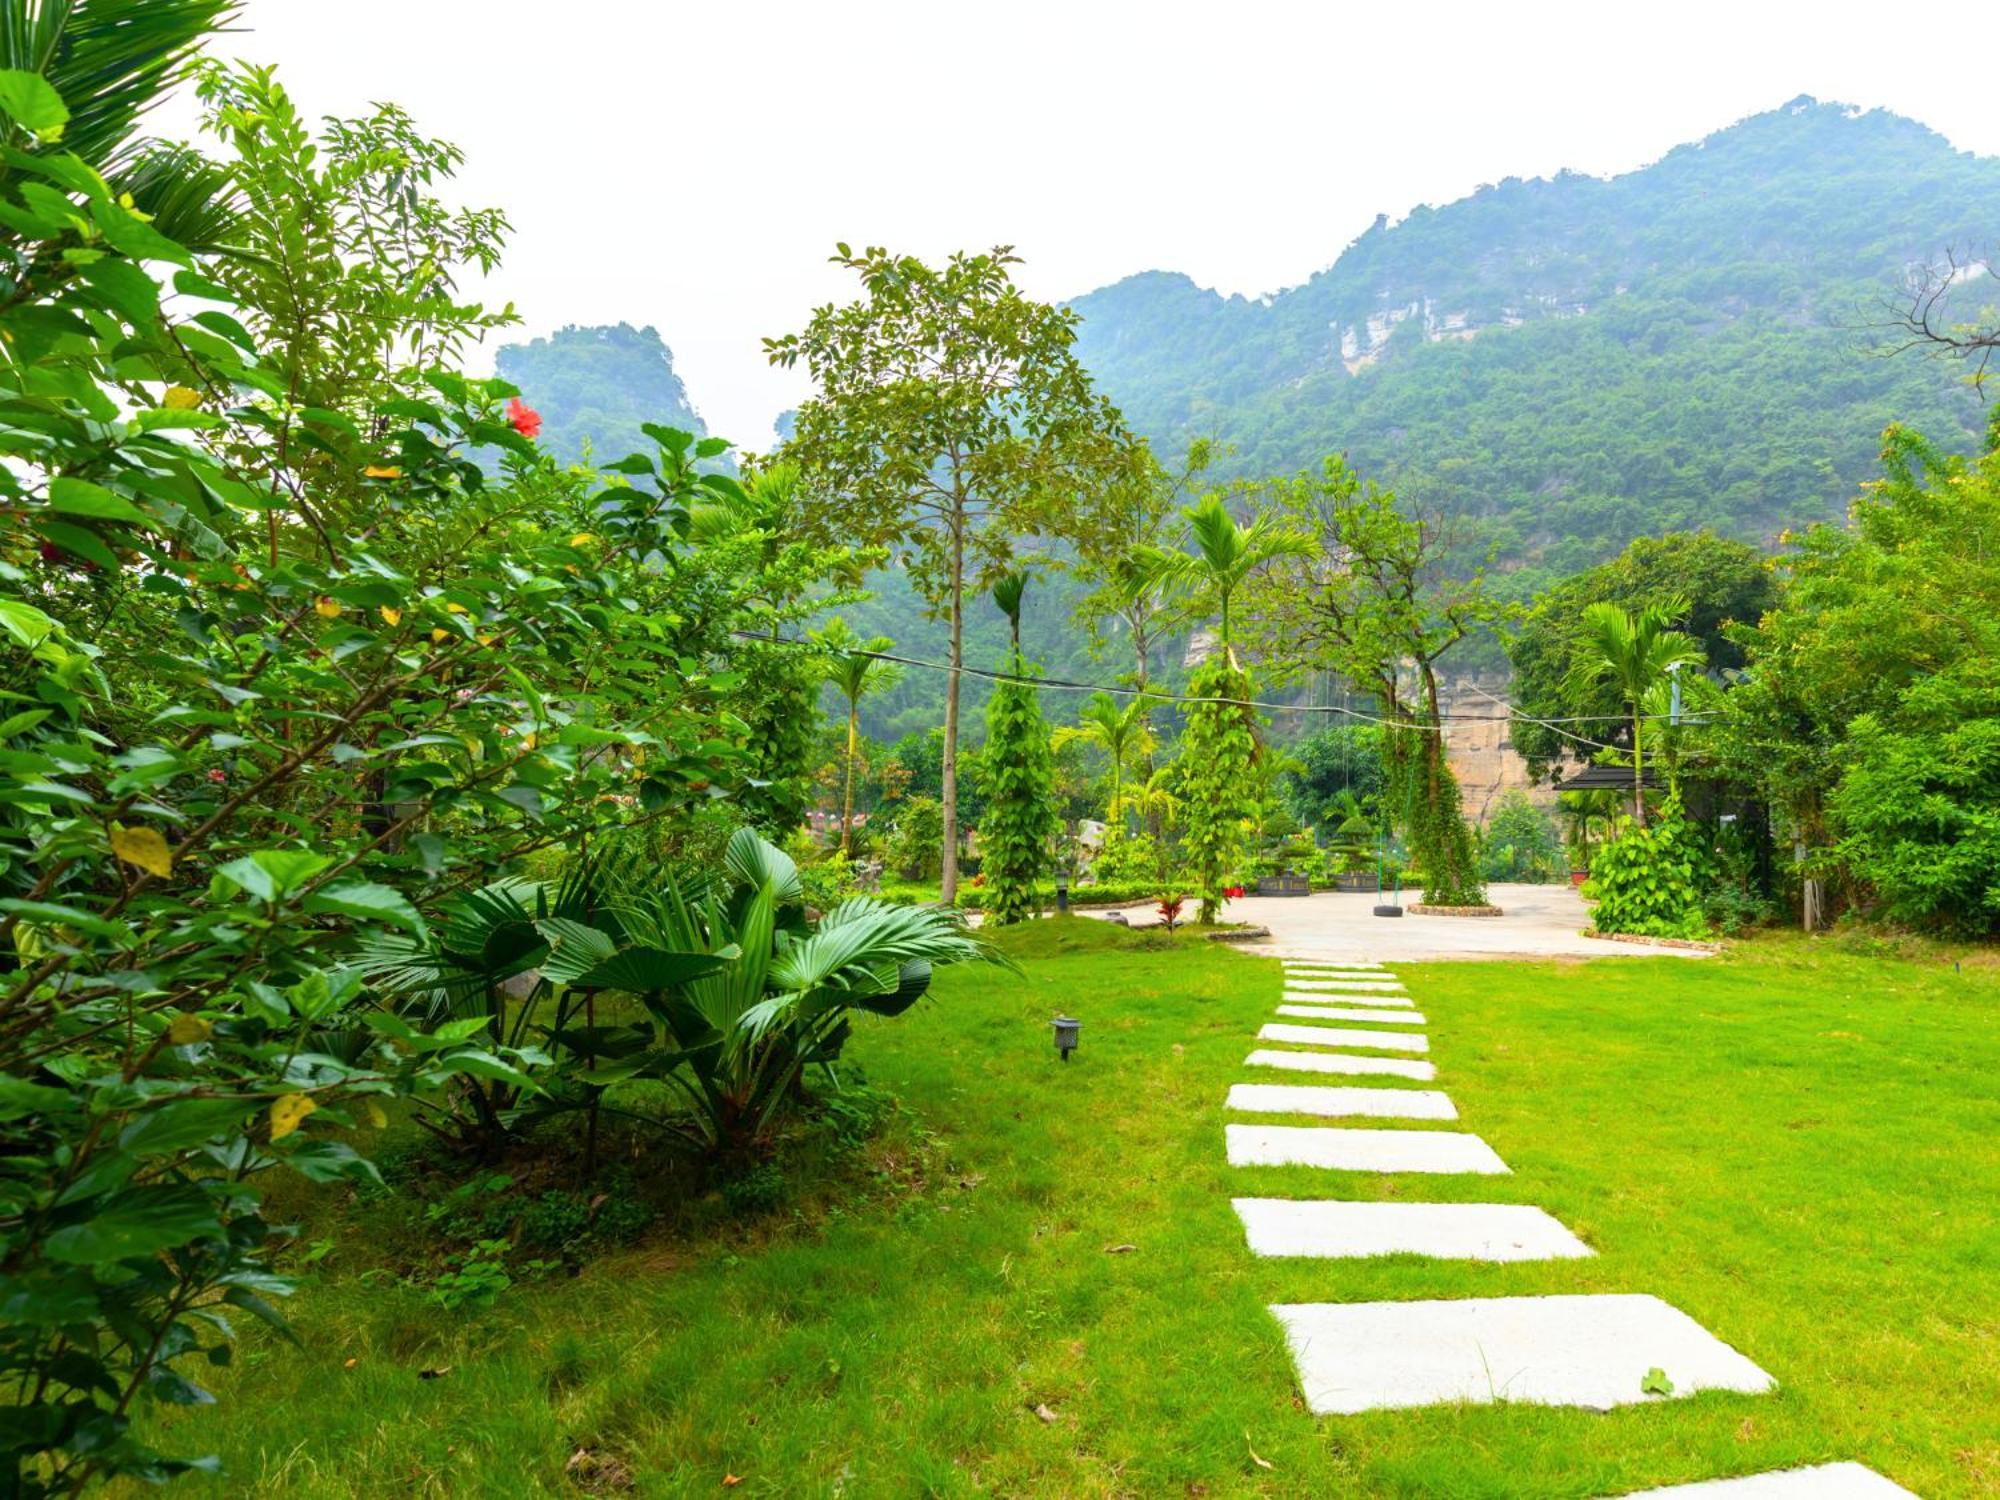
[145,923,2000,1497]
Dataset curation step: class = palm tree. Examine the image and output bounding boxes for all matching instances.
[1053,692,1156,837]
[1,1,246,252]
[1565,600,1705,824]
[1557,788,1623,872]
[812,617,901,856]
[1139,493,1310,659]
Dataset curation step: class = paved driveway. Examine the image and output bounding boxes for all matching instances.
[1089,882,1707,963]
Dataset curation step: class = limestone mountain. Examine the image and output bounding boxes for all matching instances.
[1068,96,1997,583]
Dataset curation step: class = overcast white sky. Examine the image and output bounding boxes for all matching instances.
[158,1,2000,447]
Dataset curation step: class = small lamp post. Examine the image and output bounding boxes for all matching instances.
[1054,870,1070,915]
[1052,1014,1081,1062]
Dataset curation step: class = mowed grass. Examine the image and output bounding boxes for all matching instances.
[141,922,2000,1497]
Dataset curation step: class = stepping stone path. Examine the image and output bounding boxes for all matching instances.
[1221,957,1857,1490]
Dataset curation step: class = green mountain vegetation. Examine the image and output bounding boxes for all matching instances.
[1068,97,1997,584]
[493,321,710,468]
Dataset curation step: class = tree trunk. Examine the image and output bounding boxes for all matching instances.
[1632,708,1647,826]
[840,703,858,856]
[939,517,964,905]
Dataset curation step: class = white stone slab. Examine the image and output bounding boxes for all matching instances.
[1226,1083,1456,1120]
[1246,1048,1436,1081]
[1277,1005,1428,1026]
[1270,1294,1774,1414]
[1284,960,1384,970]
[1280,1000,1424,1012]
[1259,1023,1429,1053]
[1227,1123,1508,1174]
[1285,979,1409,992]
[1232,1198,1594,1262]
[1283,969,1396,981]
[1617,1464,1916,1498]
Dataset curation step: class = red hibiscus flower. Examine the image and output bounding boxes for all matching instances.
[507,397,542,439]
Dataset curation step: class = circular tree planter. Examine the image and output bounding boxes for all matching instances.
[1206,925,1271,944]
[1581,927,1721,953]
[1408,903,1505,917]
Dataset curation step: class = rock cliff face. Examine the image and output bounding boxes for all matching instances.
[1439,675,1551,822]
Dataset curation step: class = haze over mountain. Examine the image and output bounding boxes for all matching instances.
[1068,96,1996,580]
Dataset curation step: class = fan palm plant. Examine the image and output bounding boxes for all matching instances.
[605,828,994,1155]
[813,617,902,855]
[1565,600,1705,824]
[1137,493,1311,658]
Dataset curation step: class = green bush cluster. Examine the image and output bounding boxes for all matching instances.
[1582,802,1717,939]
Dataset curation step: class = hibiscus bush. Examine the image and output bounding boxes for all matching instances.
[0,46,849,1489]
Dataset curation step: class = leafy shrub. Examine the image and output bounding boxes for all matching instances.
[1480,790,1564,883]
[887,796,946,881]
[721,1163,791,1218]
[1582,800,1717,939]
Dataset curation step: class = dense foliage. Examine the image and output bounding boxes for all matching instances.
[1712,419,2000,933]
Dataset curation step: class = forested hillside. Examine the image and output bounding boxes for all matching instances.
[1069,96,1996,582]
[494,322,710,468]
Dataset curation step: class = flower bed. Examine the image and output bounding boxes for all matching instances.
[1408,903,1505,917]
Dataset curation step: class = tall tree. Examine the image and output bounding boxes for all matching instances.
[813,619,902,856]
[768,246,1136,903]
[1564,601,1705,824]
[1242,456,1494,907]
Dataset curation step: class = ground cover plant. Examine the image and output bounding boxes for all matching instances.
[133,920,2000,1496]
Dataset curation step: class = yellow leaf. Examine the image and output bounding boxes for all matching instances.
[314,597,341,619]
[364,464,401,479]
[431,627,450,643]
[569,532,595,547]
[477,633,496,647]
[109,823,174,879]
[162,385,202,410]
[379,606,402,627]
[362,1100,389,1130]
[444,602,467,615]
[166,1014,212,1046]
[269,1094,317,1141]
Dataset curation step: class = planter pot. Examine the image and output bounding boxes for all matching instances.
[1254,872,1311,897]
[1568,870,1589,888]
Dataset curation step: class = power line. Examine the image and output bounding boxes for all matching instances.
[745,631,1703,734]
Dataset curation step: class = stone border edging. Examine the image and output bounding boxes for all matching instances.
[1207,925,1272,943]
[1408,903,1505,917]
[1580,927,1722,953]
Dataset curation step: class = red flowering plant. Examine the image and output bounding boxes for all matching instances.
[1157,894,1185,932]
[507,395,542,438]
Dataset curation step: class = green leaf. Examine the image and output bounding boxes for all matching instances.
[573,946,728,994]
[44,1186,224,1264]
[32,519,119,571]
[0,70,69,142]
[217,849,334,902]
[119,1098,253,1155]
[1640,1366,1675,1396]
[47,476,149,525]
[0,599,57,649]
[303,881,425,934]
[0,1073,79,1121]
